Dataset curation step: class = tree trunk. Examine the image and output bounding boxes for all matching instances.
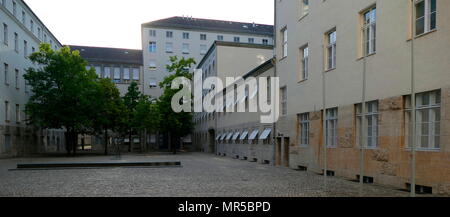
[128,130,132,152]
[65,131,71,156]
[104,129,108,155]
[72,131,77,156]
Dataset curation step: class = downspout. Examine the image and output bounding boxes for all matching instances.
[272,0,277,166]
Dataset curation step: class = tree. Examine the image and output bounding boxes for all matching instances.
[24,44,98,155]
[157,56,196,154]
[123,81,141,152]
[92,78,126,155]
[133,95,159,151]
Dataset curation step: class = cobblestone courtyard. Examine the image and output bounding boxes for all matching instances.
[0,153,409,197]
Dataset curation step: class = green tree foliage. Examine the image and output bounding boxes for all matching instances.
[24,44,98,155]
[157,56,196,153]
[123,81,141,151]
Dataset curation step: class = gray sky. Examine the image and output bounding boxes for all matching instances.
[24,0,274,49]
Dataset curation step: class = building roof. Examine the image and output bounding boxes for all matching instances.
[69,45,143,65]
[142,16,273,36]
[197,41,274,69]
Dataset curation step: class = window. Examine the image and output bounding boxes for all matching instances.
[248,38,255,44]
[182,43,190,54]
[356,101,379,148]
[166,31,173,38]
[234,37,240,42]
[149,29,156,37]
[12,1,16,16]
[44,34,47,43]
[14,32,18,52]
[326,108,338,147]
[15,104,20,123]
[149,60,156,70]
[132,68,139,81]
[300,0,309,16]
[362,7,376,55]
[37,27,41,39]
[14,69,19,89]
[31,47,35,53]
[217,35,224,41]
[281,28,288,58]
[23,40,27,57]
[299,113,310,146]
[21,11,26,24]
[123,68,130,81]
[30,20,34,33]
[300,45,309,80]
[4,63,8,85]
[183,32,190,39]
[326,30,336,70]
[149,41,156,53]
[165,42,173,53]
[405,90,440,150]
[280,87,287,116]
[104,67,111,79]
[200,44,207,55]
[5,101,10,121]
[200,34,207,40]
[94,66,101,77]
[149,78,157,88]
[2,23,7,45]
[415,0,437,36]
[113,67,120,82]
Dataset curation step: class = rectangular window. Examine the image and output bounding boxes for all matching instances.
[183,32,190,39]
[326,108,338,147]
[280,87,287,116]
[356,101,379,148]
[132,68,139,81]
[14,68,19,89]
[326,30,336,70]
[12,1,16,16]
[300,45,309,80]
[281,28,288,58]
[234,37,240,42]
[15,104,20,123]
[30,20,34,33]
[362,7,376,55]
[21,11,26,24]
[299,113,310,146]
[149,29,156,37]
[44,34,47,43]
[5,101,10,121]
[263,39,269,45]
[4,63,8,85]
[149,78,157,88]
[37,27,41,39]
[200,34,207,40]
[217,35,224,41]
[182,43,190,54]
[104,67,111,79]
[165,42,173,53]
[200,44,207,55]
[14,32,18,52]
[123,68,130,81]
[113,67,120,82]
[300,0,309,16]
[166,31,173,38]
[149,41,156,53]
[23,40,27,57]
[415,0,437,36]
[149,60,156,70]
[3,23,8,45]
[248,38,255,44]
[405,90,441,150]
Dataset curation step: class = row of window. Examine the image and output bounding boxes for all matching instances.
[149,42,209,55]
[2,23,38,58]
[90,65,140,83]
[194,128,272,146]
[149,29,270,45]
[296,90,441,150]
[282,0,437,81]
[1,0,56,47]
[3,100,25,124]
[2,62,30,92]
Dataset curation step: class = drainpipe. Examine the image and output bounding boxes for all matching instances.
[360,22,368,194]
[410,1,417,197]
[272,0,277,166]
[322,54,327,189]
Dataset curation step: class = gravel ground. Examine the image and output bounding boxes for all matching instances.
[0,152,410,197]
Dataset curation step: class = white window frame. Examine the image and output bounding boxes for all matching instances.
[362,7,376,56]
[166,31,173,38]
[299,113,310,146]
[415,0,437,36]
[301,45,309,80]
[300,0,309,17]
[326,108,338,147]
[165,42,173,53]
[356,101,379,149]
[182,43,190,54]
[281,27,288,58]
[326,30,336,70]
[280,87,287,116]
[3,23,8,45]
[14,68,19,89]
[149,41,156,53]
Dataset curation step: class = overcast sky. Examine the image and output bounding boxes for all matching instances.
[23,0,274,50]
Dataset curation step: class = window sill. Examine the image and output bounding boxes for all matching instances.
[356,52,376,61]
[324,67,336,73]
[297,78,308,84]
[407,29,437,41]
[298,13,309,22]
[278,56,287,62]
[404,148,440,152]
[299,144,309,148]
